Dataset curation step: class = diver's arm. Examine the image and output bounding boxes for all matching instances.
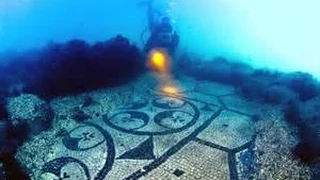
[138,0,155,31]
[144,0,155,32]
[147,5,154,31]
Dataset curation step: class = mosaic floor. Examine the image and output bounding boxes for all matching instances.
[17,75,268,180]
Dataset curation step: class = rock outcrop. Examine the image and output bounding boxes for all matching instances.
[7,94,54,138]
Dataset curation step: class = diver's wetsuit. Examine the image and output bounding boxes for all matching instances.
[144,22,179,55]
[142,1,179,55]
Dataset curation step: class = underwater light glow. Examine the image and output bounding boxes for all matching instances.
[1,0,320,79]
[148,49,170,73]
[151,51,165,69]
[147,48,180,96]
[161,85,179,95]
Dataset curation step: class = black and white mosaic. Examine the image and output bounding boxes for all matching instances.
[41,157,91,180]
[104,96,200,136]
[40,123,115,180]
[18,80,259,180]
[62,125,105,151]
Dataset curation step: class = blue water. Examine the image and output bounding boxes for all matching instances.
[1,1,320,179]
[1,0,320,79]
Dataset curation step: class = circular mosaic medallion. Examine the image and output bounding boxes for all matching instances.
[41,157,90,180]
[104,96,200,135]
[43,123,115,180]
[63,125,105,151]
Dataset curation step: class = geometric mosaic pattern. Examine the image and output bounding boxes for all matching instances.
[18,78,259,180]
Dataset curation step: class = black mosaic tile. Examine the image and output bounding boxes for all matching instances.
[117,136,155,160]
[173,168,185,177]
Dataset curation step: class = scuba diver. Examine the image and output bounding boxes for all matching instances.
[139,0,180,56]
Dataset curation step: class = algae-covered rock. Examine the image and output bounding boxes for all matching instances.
[254,107,311,179]
[0,96,8,120]
[293,96,320,162]
[299,96,320,123]
[277,72,320,101]
[0,120,8,149]
[263,85,298,104]
[7,94,54,137]
[0,161,5,180]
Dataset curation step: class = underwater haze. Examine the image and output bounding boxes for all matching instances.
[1,0,320,78]
[2,1,320,179]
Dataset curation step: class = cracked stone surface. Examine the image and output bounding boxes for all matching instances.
[15,73,311,180]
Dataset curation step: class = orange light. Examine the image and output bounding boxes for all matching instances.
[147,49,180,96]
[162,85,179,95]
[152,51,165,67]
[148,49,169,73]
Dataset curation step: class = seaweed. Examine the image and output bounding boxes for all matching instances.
[0,97,8,120]
[283,98,320,163]
[178,54,320,104]
[178,56,253,86]
[283,100,302,125]
[278,72,320,101]
[28,36,145,99]
[178,54,320,164]
[293,129,320,163]
[0,35,145,99]
[82,96,94,108]
[263,85,298,104]
[0,153,30,180]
